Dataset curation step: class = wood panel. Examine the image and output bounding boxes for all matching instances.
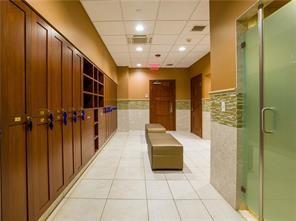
[98,108,106,148]
[191,75,202,137]
[0,4,28,220]
[73,52,82,172]
[62,44,74,183]
[48,30,64,198]
[150,80,176,130]
[27,12,51,221]
[82,109,94,164]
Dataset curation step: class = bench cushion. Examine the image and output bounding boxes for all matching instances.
[145,123,166,133]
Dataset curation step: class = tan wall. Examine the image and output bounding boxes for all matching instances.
[188,53,211,98]
[210,0,256,91]
[117,68,190,100]
[26,0,118,83]
[117,67,129,99]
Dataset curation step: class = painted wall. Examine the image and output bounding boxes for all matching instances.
[117,68,190,100]
[210,0,256,91]
[117,68,191,132]
[188,53,211,99]
[26,0,118,83]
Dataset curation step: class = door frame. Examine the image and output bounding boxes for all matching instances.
[149,79,176,130]
[190,75,203,137]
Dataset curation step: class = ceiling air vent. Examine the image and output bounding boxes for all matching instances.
[127,35,152,44]
[191,25,206,32]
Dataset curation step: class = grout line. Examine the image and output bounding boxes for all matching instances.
[165,173,183,221]
[98,133,125,221]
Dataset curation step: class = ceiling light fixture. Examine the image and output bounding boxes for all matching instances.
[136,46,143,52]
[136,63,142,67]
[179,46,186,52]
[135,24,144,32]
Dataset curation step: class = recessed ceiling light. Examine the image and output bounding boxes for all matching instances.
[179,46,186,52]
[136,46,143,52]
[135,24,144,32]
[136,63,142,67]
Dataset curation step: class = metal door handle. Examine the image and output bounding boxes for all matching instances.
[48,113,54,130]
[261,107,275,134]
[26,116,33,132]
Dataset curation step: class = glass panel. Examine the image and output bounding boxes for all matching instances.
[241,23,260,216]
[263,1,296,220]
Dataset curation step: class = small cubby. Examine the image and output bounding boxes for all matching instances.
[83,76,93,93]
[94,96,99,108]
[83,58,93,78]
[83,93,93,108]
[94,82,98,94]
[94,68,99,81]
[99,84,104,96]
[99,71,104,84]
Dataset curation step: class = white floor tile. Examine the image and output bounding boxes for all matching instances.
[115,166,145,180]
[190,181,223,199]
[84,166,117,180]
[51,198,105,221]
[69,179,112,199]
[175,200,213,221]
[168,180,199,199]
[148,200,181,221]
[109,180,146,199]
[146,180,173,199]
[101,199,148,221]
[203,200,244,221]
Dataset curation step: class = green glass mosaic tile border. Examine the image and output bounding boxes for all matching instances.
[117,99,190,110]
[202,98,211,112]
[210,91,243,128]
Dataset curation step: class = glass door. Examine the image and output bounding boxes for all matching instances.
[263,1,296,220]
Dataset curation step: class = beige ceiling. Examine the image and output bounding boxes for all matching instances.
[81,0,210,68]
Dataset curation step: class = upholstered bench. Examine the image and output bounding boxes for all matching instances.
[147,133,183,170]
[145,123,166,141]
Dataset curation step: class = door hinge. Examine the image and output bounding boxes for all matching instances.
[241,42,246,49]
[241,186,247,193]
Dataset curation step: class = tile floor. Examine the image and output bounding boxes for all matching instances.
[47,131,245,221]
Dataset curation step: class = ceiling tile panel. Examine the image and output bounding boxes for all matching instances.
[125,21,155,35]
[107,45,129,53]
[81,0,122,21]
[190,0,209,20]
[121,0,159,20]
[102,35,127,45]
[154,21,186,35]
[157,0,199,20]
[152,35,178,45]
[176,33,205,45]
[94,21,126,35]
[150,45,172,52]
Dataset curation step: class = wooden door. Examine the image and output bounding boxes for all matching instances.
[27,12,51,220]
[48,30,64,198]
[62,44,74,183]
[0,1,29,220]
[73,51,82,172]
[191,75,202,137]
[150,80,176,130]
